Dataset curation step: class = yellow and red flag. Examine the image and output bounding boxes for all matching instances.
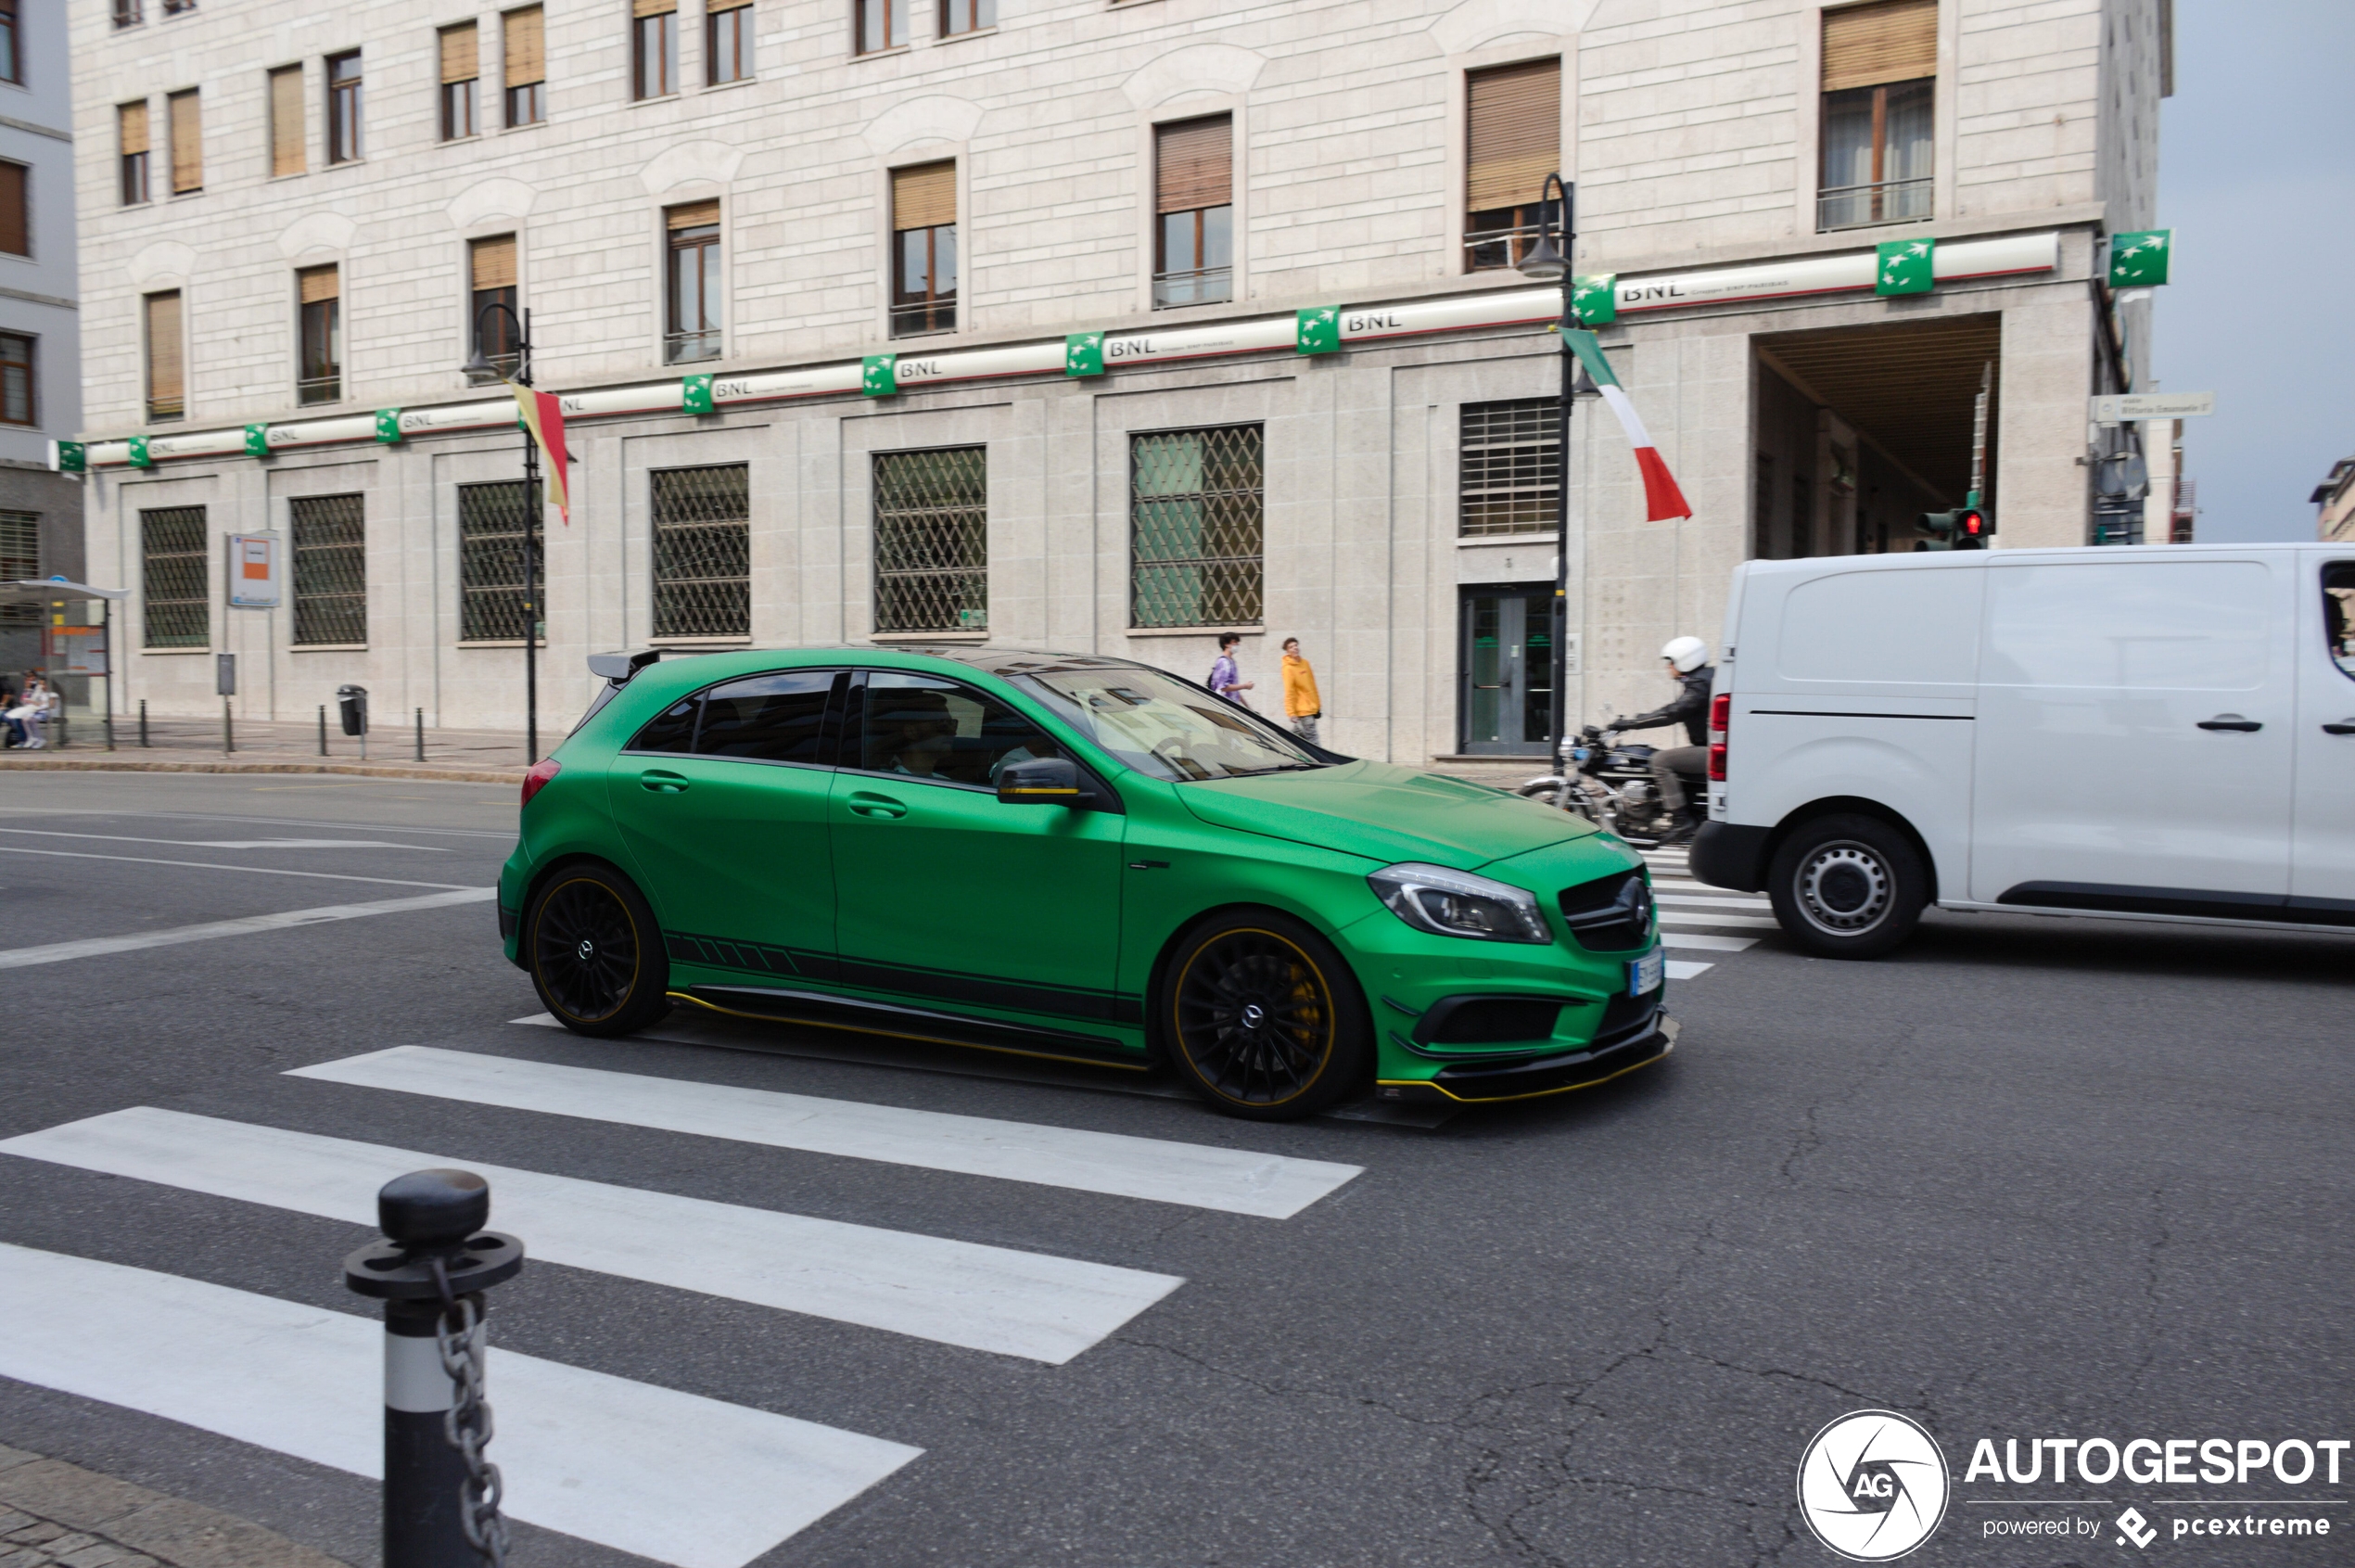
[508,382,570,524]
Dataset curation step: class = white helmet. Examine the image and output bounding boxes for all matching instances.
[1662,636,1709,673]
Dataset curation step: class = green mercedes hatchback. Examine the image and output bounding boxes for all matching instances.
[499,646,1673,1119]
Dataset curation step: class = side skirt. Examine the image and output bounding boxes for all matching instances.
[674,983,1152,1072]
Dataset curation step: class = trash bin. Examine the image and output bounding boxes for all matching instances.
[337,684,369,736]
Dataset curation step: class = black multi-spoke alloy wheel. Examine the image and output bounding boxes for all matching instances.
[1766,812,1928,960]
[1164,913,1370,1120]
[527,864,671,1036]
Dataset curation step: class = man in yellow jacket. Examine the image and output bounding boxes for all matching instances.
[1280,638,1322,746]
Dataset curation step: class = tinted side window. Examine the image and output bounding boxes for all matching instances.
[697,669,837,763]
[628,692,700,753]
[859,670,1060,786]
[2325,563,2355,682]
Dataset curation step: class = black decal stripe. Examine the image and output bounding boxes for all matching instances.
[664,930,1143,1024]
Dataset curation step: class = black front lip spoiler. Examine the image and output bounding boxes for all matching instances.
[1377,1015,1677,1104]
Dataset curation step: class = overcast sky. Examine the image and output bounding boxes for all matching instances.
[2150,0,2353,542]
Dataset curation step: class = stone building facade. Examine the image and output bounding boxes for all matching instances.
[70,0,2169,760]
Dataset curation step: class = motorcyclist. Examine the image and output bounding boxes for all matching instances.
[1610,636,1714,844]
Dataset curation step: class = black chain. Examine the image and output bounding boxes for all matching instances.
[432,1258,511,1566]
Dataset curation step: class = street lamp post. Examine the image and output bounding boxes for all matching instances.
[1515,174,1578,771]
[464,306,540,764]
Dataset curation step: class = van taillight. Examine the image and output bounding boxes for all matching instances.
[521,757,562,808]
[1708,695,1730,781]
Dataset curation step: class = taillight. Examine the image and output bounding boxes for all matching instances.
[521,757,562,808]
[1708,694,1730,782]
[1709,694,1730,733]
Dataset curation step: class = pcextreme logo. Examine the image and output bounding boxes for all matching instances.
[1798,1410,1951,1562]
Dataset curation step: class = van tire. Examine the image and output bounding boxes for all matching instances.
[1766,814,1927,959]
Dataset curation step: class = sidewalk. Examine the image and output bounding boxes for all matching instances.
[0,1445,350,1568]
[0,714,532,783]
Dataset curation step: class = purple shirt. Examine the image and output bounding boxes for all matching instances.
[1209,653,1243,703]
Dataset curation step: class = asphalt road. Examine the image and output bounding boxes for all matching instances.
[0,771,2347,1568]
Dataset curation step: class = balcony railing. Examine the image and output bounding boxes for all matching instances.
[297,373,342,406]
[112,0,143,26]
[1463,222,1546,274]
[663,329,720,365]
[888,300,956,338]
[1816,177,1933,233]
[1152,266,1232,311]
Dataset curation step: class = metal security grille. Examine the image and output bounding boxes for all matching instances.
[1130,425,1262,629]
[141,505,209,648]
[873,447,987,633]
[458,480,538,643]
[1460,398,1560,536]
[290,492,366,645]
[0,509,33,624]
[652,464,749,638]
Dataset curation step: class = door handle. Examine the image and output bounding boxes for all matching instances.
[2324,720,2355,736]
[847,790,908,819]
[2196,715,2262,733]
[639,770,690,793]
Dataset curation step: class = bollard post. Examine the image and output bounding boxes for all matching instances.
[344,1168,524,1568]
[138,698,148,748]
[415,708,425,763]
[320,705,329,756]
[223,699,234,755]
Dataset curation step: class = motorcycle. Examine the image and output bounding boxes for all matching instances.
[1515,723,1702,848]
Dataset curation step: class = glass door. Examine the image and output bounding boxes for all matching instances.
[1459,585,1555,755]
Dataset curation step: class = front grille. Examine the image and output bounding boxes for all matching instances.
[1592,988,1661,1047]
[1426,998,1563,1046]
[1559,870,1652,951]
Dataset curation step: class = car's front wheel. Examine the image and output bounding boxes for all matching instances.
[1161,912,1371,1120]
[526,863,672,1036]
[1765,813,1928,959]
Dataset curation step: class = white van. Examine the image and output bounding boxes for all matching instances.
[1688,544,2355,957]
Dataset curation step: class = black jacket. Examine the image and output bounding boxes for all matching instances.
[1620,666,1714,746]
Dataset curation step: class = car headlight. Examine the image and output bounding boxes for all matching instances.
[1368,862,1551,944]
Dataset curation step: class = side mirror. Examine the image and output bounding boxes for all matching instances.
[997,756,1085,806]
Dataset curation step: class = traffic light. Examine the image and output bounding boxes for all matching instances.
[1914,504,1993,551]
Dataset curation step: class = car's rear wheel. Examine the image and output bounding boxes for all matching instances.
[1766,813,1927,959]
[527,864,671,1036]
[1162,913,1370,1120]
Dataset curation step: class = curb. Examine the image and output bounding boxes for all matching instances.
[0,756,523,784]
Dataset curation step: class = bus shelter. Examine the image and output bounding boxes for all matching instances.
[3,579,126,749]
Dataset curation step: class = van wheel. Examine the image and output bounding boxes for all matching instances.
[527,865,672,1036]
[1766,814,1927,960]
[1161,913,1371,1121]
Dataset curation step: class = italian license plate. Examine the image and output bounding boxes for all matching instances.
[1628,948,1664,996]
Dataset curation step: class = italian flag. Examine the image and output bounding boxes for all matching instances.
[1565,330,1692,522]
[508,382,571,525]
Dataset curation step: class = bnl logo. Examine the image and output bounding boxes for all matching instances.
[2117,1508,2158,1549]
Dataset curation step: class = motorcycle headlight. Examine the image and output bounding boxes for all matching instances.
[1368,862,1551,944]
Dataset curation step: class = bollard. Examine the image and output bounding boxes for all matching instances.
[344,1168,524,1568]
[138,698,148,747]
[415,708,425,763]
[223,699,235,755]
[320,705,330,756]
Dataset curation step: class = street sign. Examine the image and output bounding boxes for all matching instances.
[216,653,236,696]
[2091,391,2214,424]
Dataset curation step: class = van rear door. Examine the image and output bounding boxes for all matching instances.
[1970,554,2296,912]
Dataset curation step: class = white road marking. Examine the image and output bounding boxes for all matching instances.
[0,887,498,970]
[0,806,515,839]
[2,1107,1181,1365]
[0,828,446,850]
[0,1241,920,1568]
[1664,959,1714,980]
[290,1046,1362,1219]
[1658,911,1778,930]
[1656,892,1774,911]
[1659,932,1757,952]
[0,847,476,889]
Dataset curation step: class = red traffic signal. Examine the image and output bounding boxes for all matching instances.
[1958,508,1986,540]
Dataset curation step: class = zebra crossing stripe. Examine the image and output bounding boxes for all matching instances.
[1659,932,1756,952]
[1656,893,1774,911]
[0,1241,921,1568]
[0,1107,1182,1365]
[1664,959,1714,981]
[288,1045,1363,1219]
[1659,911,1778,930]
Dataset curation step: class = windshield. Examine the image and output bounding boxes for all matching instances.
[1018,666,1323,782]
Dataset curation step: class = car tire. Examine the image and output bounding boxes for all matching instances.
[526,863,673,1036]
[1160,912,1372,1121]
[1766,813,1928,960]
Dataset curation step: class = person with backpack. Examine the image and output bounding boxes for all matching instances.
[1208,632,1253,707]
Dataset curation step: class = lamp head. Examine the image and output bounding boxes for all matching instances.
[462,344,499,378]
[1517,232,1568,282]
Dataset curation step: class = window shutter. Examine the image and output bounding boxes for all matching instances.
[891,160,955,231]
[168,89,201,193]
[268,67,303,176]
[1822,0,1938,92]
[503,6,544,87]
[0,162,25,257]
[1465,57,1559,212]
[471,235,517,290]
[298,264,338,304]
[707,0,750,11]
[632,0,676,17]
[119,100,148,156]
[667,198,719,231]
[441,23,477,84]
[1154,115,1230,215]
[146,293,184,403]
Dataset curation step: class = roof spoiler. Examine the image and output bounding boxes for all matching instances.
[587,649,664,685]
